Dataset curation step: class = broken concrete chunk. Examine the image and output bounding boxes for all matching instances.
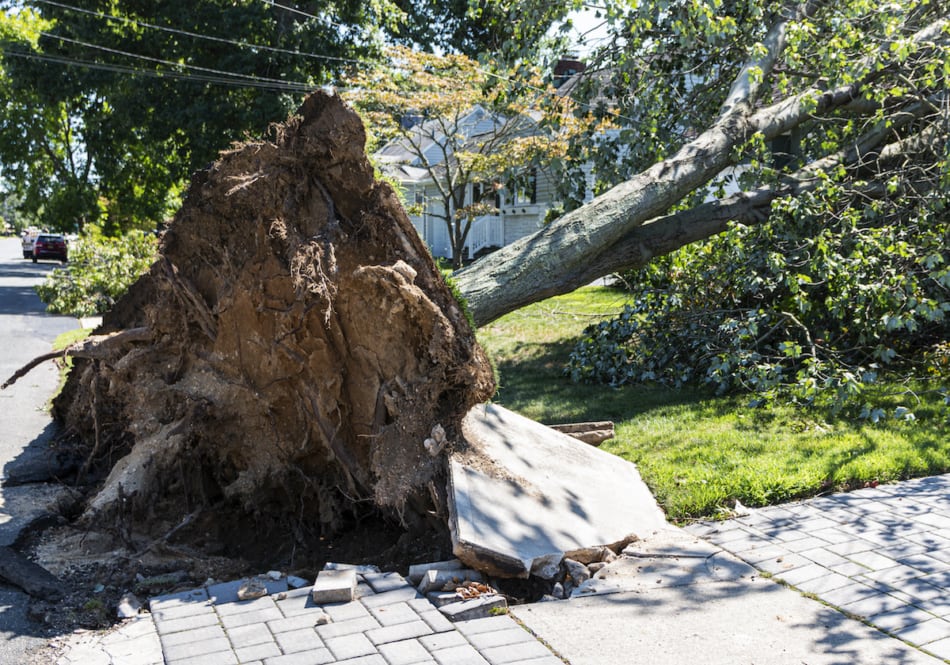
[562,559,591,586]
[529,553,563,580]
[407,559,464,585]
[449,404,671,578]
[311,569,357,604]
[238,578,268,601]
[286,575,309,589]
[322,562,381,574]
[116,593,142,619]
[425,590,462,607]
[438,594,508,622]
[417,568,484,594]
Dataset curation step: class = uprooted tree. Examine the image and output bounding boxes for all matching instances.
[48,93,494,559]
[9,0,949,562]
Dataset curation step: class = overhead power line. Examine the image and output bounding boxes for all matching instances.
[32,0,376,67]
[40,30,316,91]
[1,49,315,92]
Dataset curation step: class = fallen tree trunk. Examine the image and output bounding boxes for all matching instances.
[49,91,494,557]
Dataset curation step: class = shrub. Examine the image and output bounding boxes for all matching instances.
[35,229,157,317]
[567,187,950,420]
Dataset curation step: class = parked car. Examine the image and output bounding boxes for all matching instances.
[21,227,40,258]
[32,233,68,263]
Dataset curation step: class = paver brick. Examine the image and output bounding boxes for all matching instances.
[220,607,284,629]
[334,655,388,665]
[154,610,220,634]
[480,640,553,665]
[263,649,335,665]
[377,638,434,665]
[819,581,880,608]
[502,657,563,665]
[323,601,372,622]
[869,604,939,632]
[226,622,276,648]
[275,627,325,654]
[325,632,379,659]
[235,642,283,662]
[312,569,358,603]
[269,613,326,634]
[453,616,518,637]
[166,649,238,665]
[773,563,828,586]
[848,550,900,571]
[418,630,468,651]
[924,636,950,661]
[150,588,210,612]
[841,591,908,620]
[159,624,226,648]
[418,609,455,633]
[364,571,412,593]
[794,572,853,596]
[430,643,490,665]
[163,636,233,662]
[369,601,421,626]
[152,601,216,622]
[215,595,279,616]
[895,617,950,645]
[361,586,422,609]
[365,619,434,645]
[316,616,381,640]
[466,627,533,650]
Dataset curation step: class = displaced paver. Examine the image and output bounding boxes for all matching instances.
[115,568,558,665]
[42,473,950,665]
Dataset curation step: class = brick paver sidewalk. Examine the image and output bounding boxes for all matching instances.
[685,473,950,661]
[66,569,563,665]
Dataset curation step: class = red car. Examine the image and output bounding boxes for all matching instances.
[32,234,68,263]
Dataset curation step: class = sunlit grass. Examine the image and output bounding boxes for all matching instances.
[478,285,950,522]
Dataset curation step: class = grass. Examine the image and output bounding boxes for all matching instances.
[477,285,950,523]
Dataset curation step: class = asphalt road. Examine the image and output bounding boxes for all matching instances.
[0,236,79,664]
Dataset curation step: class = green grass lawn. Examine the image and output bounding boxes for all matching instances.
[477,286,950,523]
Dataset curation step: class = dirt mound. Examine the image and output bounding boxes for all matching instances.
[51,91,494,563]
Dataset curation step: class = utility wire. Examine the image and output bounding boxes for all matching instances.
[1,49,315,92]
[32,0,377,67]
[40,31,315,91]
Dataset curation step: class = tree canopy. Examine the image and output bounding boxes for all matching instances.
[0,0,388,232]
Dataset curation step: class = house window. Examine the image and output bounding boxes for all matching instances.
[510,169,537,205]
[472,182,501,209]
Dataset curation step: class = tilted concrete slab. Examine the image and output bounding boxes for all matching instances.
[447,404,672,578]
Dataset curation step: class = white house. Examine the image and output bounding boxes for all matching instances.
[374,105,581,261]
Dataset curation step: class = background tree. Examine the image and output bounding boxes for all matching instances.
[0,0,390,233]
[344,46,589,269]
[388,0,581,64]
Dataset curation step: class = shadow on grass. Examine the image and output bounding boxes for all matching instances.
[491,338,714,424]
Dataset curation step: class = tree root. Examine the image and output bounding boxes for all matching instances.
[1,327,151,389]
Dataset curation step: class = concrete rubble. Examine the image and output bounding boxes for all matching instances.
[448,403,672,578]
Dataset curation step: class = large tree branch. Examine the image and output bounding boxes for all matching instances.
[456,18,948,326]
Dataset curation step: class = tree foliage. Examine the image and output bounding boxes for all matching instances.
[35,227,157,317]
[0,0,388,233]
[567,184,949,417]
[538,0,950,417]
[343,46,591,268]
